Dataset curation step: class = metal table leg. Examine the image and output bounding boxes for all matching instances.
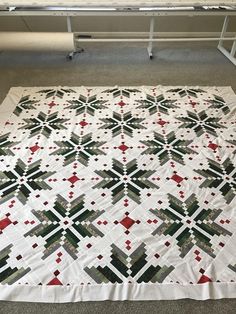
[217,16,236,66]
[147,17,155,59]
[66,16,84,60]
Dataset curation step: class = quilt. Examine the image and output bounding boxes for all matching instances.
[0,86,236,302]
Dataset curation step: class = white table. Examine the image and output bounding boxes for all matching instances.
[0,1,235,64]
[1,1,236,7]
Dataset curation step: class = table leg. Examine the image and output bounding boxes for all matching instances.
[66,16,84,60]
[217,16,236,66]
[147,17,155,59]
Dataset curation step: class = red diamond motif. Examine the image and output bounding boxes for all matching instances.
[47,278,63,286]
[190,100,197,107]
[171,174,183,184]
[0,217,12,230]
[208,143,218,150]
[197,275,212,284]
[118,101,126,107]
[29,145,40,153]
[79,121,88,127]
[120,216,135,229]
[68,175,79,184]
[158,120,166,126]
[195,256,201,262]
[54,270,60,276]
[118,144,129,152]
[48,101,56,108]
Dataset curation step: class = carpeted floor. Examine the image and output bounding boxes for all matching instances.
[0,42,236,314]
[0,42,235,104]
[1,299,236,314]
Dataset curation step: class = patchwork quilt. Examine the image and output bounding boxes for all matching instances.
[0,86,235,302]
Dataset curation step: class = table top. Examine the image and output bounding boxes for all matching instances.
[1,1,236,8]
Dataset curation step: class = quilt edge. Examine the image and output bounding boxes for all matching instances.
[1,282,236,303]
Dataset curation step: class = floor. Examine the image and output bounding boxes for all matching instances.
[0,42,235,103]
[0,42,235,314]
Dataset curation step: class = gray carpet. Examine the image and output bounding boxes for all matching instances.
[0,42,235,104]
[1,299,236,314]
[0,42,235,314]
